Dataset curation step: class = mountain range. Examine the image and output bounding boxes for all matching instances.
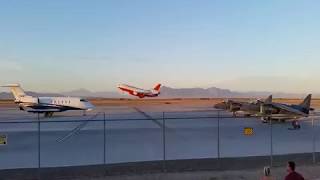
[0,86,315,99]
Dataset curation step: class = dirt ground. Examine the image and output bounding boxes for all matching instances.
[89,98,320,108]
[1,98,320,109]
[80,164,320,180]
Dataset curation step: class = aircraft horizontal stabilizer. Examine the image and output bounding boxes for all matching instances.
[1,84,21,87]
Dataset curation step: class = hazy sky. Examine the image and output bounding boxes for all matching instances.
[1,0,320,93]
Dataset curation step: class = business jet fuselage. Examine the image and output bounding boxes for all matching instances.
[2,84,95,117]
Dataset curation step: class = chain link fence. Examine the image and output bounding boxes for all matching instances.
[0,110,320,172]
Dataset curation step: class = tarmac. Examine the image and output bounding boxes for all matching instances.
[0,101,320,170]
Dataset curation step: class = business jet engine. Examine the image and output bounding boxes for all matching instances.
[15,96,39,105]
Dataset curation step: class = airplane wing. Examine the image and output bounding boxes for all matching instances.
[270,103,308,116]
[27,109,61,113]
[118,86,146,94]
[135,90,147,93]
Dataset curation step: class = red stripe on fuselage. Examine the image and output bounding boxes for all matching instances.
[119,87,138,96]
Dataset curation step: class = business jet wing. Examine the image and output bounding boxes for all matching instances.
[27,109,61,113]
[269,103,307,116]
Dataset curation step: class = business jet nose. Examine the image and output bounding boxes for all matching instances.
[85,102,95,111]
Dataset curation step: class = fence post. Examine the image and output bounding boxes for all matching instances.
[103,112,106,165]
[312,116,316,164]
[269,117,273,167]
[217,110,220,169]
[37,113,41,180]
[162,112,166,172]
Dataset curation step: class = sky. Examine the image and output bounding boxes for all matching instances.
[0,0,320,93]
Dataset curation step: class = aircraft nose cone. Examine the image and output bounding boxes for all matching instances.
[85,102,95,110]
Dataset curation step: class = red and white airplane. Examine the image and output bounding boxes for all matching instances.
[117,84,161,98]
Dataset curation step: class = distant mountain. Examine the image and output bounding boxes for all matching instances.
[24,91,62,97]
[0,86,317,99]
[62,88,92,97]
[159,86,237,98]
[0,92,12,99]
[61,89,123,98]
[0,91,63,99]
[159,86,308,98]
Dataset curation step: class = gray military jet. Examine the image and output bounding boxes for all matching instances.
[214,95,272,117]
[260,94,313,129]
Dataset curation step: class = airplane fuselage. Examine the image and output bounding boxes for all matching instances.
[118,84,160,98]
[16,96,94,112]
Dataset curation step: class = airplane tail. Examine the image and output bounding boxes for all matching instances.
[299,94,312,113]
[264,95,272,104]
[1,84,26,100]
[153,84,161,91]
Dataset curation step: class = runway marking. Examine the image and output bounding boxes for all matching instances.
[133,107,165,128]
[56,113,101,143]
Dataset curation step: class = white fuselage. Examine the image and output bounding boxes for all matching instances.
[118,84,160,98]
[2,84,95,117]
[17,96,94,112]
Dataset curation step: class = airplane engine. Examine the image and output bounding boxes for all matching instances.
[151,90,159,94]
[260,104,273,115]
[229,103,241,112]
[19,96,39,105]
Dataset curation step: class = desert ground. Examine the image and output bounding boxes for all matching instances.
[1,97,320,109]
[87,98,320,108]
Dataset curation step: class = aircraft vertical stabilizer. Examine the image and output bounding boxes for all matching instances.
[299,94,312,113]
[1,84,26,100]
[264,95,272,104]
[153,84,161,91]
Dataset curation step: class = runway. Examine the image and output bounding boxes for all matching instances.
[0,102,320,170]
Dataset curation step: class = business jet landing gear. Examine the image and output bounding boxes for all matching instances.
[44,112,54,118]
[83,110,87,116]
[232,111,236,117]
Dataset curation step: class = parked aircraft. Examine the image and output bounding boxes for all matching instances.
[260,94,313,127]
[2,84,95,117]
[118,83,161,98]
[214,95,272,117]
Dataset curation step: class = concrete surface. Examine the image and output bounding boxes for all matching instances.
[0,155,319,180]
[87,164,320,180]
[0,103,320,170]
